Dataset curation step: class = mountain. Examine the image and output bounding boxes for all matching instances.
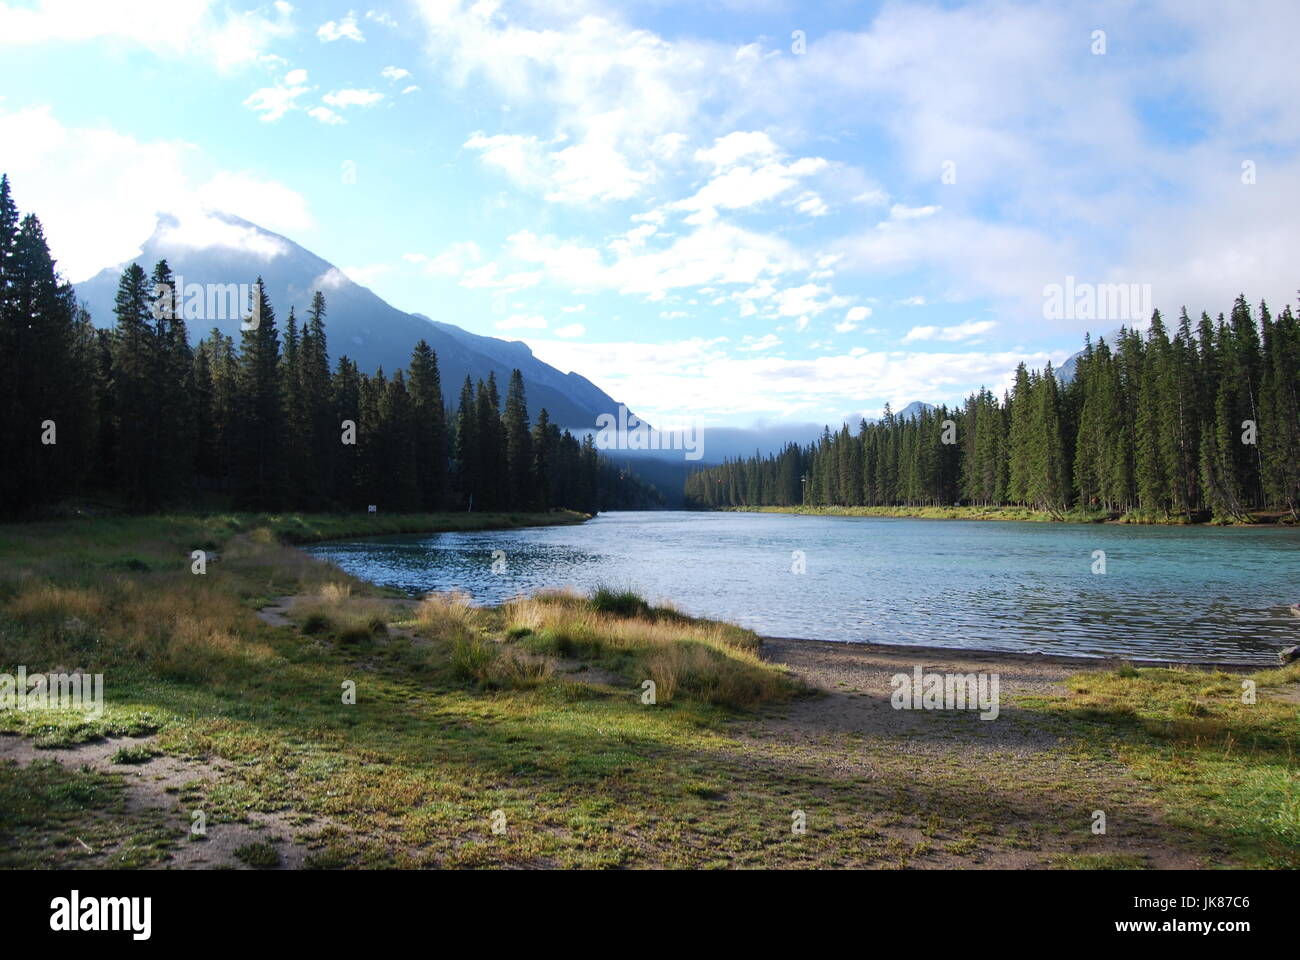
[74,212,628,429]
[894,400,936,420]
[1056,319,1155,383]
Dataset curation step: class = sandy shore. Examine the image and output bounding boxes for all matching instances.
[761,635,1263,676]
[734,635,1279,868]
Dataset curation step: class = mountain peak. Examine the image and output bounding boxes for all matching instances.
[74,214,627,429]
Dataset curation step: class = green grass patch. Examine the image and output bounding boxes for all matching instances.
[1026,662,1300,868]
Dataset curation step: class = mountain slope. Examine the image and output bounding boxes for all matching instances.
[74,212,627,428]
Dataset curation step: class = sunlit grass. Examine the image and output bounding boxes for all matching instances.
[502,589,796,709]
[1026,662,1300,868]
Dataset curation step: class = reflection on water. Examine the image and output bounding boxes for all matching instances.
[304,511,1300,664]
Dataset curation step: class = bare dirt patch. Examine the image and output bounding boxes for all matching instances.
[0,733,331,869]
[740,637,1207,869]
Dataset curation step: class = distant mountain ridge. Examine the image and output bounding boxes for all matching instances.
[892,400,936,420]
[74,212,629,429]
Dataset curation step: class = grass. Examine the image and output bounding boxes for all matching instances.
[0,511,815,868]
[0,510,1294,869]
[110,744,157,765]
[503,589,798,709]
[233,841,281,868]
[715,504,1287,525]
[1019,661,1300,868]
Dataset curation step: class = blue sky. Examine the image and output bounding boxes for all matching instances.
[2,0,1298,429]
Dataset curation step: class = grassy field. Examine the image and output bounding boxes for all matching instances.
[717,504,1297,525]
[0,512,1296,868]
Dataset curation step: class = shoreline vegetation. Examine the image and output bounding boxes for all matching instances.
[712,504,1300,526]
[1,512,1297,869]
[685,295,1300,527]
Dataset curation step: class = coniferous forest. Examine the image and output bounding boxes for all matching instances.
[686,298,1300,523]
[0,175,663,517]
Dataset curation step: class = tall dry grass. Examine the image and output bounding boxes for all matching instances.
[502,590,796,709]
[290,582,392,643]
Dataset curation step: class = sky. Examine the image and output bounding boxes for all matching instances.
[1,0,1298,431]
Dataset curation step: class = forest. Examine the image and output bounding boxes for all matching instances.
[0,175,663,517]
[686,296,1300,522]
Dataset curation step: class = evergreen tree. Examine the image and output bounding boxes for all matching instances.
[408,340,448,510]
[502,369,533,508]
[234,279,284,508]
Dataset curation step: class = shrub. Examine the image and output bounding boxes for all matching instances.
[336,624,372,645]
[301,612,330,635]
[590,586,650,619]
[451,635,498,683]
[233,841,280,868]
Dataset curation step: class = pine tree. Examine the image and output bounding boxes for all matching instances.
[301,292,334,504]
[234,278,284,508]
[109,262,157,505]
[1006,363,1034,504]
[502,369,533,508]
[408,340,447,510]
[531,408,557,509]
[453,375,479,509]
[152,259,194,500]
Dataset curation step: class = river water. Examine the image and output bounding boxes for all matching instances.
[303,510,1300,664]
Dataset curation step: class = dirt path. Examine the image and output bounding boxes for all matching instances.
[743,637,1208,869]
[0,733,334,869]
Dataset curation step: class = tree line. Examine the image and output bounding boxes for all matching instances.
[686,297,1300,522]
[0,175,663,517]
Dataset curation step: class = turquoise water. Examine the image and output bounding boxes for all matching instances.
[303,511,1300,664]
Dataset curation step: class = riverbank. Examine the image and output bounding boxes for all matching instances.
[0,514,1296,868]
[716,504,1299,526]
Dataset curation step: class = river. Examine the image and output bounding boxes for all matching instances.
[302,510,1300,664]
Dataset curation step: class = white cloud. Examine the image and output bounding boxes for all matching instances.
[342,262,395,286]
[414,0,1300,342]
[317,11,363,43]
[460,262,543,291]
[902,320,996,343]
[739,333,782,352]
[244,68,312,122]
[889,203,940,221]
[464,131,650,204]
[852,189,890,206]
[308,105,344,125]
[694,131,780,172]
[673,155,827,219]
[554,323,586,338]
[770,283,844,318]
[0,106,311,280]
[322,88,383,108]
[522,335,1062,425]
[404,241,482,276]
[194,171,312,234]
[0,0,295,71]
[381,65,410,82]
[846,306,872,322]
[794,191,829,217]
[506,221,806,301]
